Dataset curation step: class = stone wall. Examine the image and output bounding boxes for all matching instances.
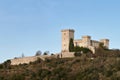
[61,52,75,58]
[10,55,51,65]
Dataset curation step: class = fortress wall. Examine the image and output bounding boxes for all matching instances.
[11,57,37,65]
[10,55,51,65]
[61,52,75,58]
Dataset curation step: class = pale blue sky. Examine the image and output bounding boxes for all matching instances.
[0,0,120,63]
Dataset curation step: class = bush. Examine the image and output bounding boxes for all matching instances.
[45,58,51,63]
[38,69,51,79]
[0,64,3,69]
[35,50,42,56]
[74,46,92,54]
[81,47,92,53]
[3,60,11,69]
[74,52,81,57]
[11,74,25,80]
[0,76,4,80]
[52,67,67,79]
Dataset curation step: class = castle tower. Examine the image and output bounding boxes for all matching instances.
[61,29,74,52]
[82,36,91,47]
[100,39,109,48]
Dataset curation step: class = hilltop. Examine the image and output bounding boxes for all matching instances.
[0,48,120,80]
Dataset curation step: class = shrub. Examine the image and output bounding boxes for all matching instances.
[35,50,42,56]
[3,60,11,69]
[38,69,51,79]
[74,46,92,54]
[74,52,81,57]
[0,64,3,69]
[11,74,25,80]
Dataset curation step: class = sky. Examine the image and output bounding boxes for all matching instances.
[0,0,120,63]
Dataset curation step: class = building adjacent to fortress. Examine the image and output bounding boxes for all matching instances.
[61,29,109,57]
[10,29,109,65]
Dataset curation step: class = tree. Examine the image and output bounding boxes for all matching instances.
[43,51,49,55]
[0,64,3,69]
[69,38,74,52]
[51,53,54,55]
[81,47,92,53]
[11,74,25,80]
[74,46,92,54]
[74,46,82,57]
[74,46,81,52]
[74,52,81,57]
[3,60,11,69]
[35,50,42,56]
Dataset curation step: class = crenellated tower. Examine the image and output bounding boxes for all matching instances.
[82,36,91,47]
[61,29,74,52]
[100,39,109,49]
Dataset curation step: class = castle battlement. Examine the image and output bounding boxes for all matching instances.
[61,29,109,55]
[61,29,75,32]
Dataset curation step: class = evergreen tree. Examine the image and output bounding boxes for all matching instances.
[35,50,42,56]
[69,38,74,52]
[43,51,49,55]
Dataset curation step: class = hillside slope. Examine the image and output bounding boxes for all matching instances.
[0,49,120,80]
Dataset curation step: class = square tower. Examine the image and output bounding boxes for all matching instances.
[61,29,74,52]
[100,39,109,49]
[82,36,91,47]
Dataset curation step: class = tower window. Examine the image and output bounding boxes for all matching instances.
[64,33,66,35]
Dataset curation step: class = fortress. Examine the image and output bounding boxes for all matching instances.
[9,29,109,65]
[61,29,109,57]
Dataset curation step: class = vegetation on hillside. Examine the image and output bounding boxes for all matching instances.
[69,38,92,54]
[0,48,120,80]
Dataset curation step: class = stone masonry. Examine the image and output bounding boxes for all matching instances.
[61,29,109,58]
[10,55,52,65]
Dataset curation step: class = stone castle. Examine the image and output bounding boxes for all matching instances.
[9,29,109,65]
[61,29,109,58]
